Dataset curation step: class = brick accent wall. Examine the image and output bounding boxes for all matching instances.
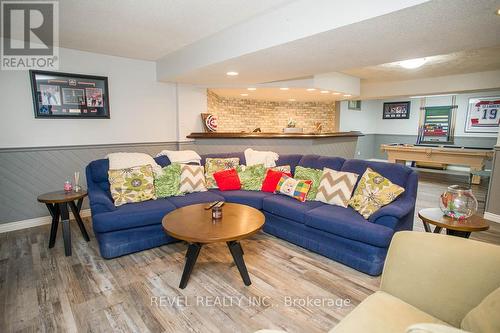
[207,90,336,132]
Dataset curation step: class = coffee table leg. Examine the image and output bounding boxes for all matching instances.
[227,241,251,286]
[422,220,431,233]
[69,201,90,242]
[59,203,72,256]
[179,243,202,289]
[446,229,471,238]
[46,204,60,248]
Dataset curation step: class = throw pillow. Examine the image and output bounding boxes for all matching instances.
[275,175,312,202]
[261,169,292,193]
[270,165,291,174]
[461,286,500,333]
[108,165,156,207]
[238,164,266,191]
[179,164,207,193]
[213,169,241,191]
[107,152,163,176]
[205,157,240,189]
[349,168,405,219]
[294,166,322,200]
[316,168,359,207]
[154,163,184,198]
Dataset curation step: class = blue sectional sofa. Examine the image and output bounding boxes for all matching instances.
[86,152,418,275]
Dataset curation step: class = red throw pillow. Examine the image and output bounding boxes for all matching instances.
[261,169,292,193]
[213,168,241,191]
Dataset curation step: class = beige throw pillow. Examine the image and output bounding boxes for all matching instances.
[461,286,500,333]
[315,168,358,207]
[179,164,207,193]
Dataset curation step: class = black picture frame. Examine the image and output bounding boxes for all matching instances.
[30,70,110,119]
[383,101,410,119]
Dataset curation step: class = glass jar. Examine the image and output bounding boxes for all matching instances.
[439,185,478,220]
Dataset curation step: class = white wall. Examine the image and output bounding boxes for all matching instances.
[176,84,207,141]
[0,47,177,148]
[340,90,500,138]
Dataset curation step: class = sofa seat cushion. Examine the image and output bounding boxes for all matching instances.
[330,291,445,333]
[305,205,394,247]
[210,190,273,209]
[262,194,323,224]
[166,191,224,208]
[92,198,177,233]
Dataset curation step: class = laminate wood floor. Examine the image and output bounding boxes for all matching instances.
[1,171,499,333]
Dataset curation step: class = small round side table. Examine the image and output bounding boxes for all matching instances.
[418,208,490,238]
[37,190,90,256]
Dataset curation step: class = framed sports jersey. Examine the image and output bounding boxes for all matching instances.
[465,97,500,133]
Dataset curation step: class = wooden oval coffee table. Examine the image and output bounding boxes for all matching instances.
[162,203,264,289]
[418,208,490,238]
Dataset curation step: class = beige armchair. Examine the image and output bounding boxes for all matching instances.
[331,231,500,333]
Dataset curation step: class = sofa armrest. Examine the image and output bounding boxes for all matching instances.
[380,232,500,327]
[368,195,415,222]
[88,188,116,214]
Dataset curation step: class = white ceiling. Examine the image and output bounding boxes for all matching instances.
[58,0,292,60]
[344,46,500,82]
[165,0,500,85]
[211,88,344,102]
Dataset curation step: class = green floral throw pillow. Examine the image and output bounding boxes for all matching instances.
[294,166,323,200]
[205,157,240,188]
[108,165,156,207]
[238,164,266,191]
[154,163,184,198]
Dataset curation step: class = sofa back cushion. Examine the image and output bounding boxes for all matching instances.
[298,154,345,171]
[275,154,303,174]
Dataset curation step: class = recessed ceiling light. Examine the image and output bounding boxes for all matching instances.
[399,58,426,69]
[247,87,256,91]
[288,98,296,101]
[280,87,289,90]
[306,88,316,91]
[320,90,330,94]
[226,71,239,76]
[240,93,248,96]
[343,94,352,97]
[496,8,500,15]
[332,92,341,95]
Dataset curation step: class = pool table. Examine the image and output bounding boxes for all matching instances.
[381,144,494,184]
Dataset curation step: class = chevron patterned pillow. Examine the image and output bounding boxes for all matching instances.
[315,168,359,208]
[179,164,207,193]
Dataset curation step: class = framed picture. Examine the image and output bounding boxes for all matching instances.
[30,70,110,118]
[383,101,410,119]
[347,100,361,110]
[465,97,500,133]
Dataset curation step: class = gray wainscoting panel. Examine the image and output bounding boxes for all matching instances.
[0,142,177,224]
[180,137,358,159]
[486,147,500,215]
[353,134,376,160]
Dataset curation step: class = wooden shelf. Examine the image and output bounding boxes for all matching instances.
[186,131,363,139]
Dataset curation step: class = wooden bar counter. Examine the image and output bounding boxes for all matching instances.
[183,131,363,159]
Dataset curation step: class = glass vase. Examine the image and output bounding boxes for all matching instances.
[439,185,478,220]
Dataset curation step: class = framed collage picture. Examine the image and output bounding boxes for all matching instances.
[465,97,500,133]
[383,101,410,119]
[30,70,110,119]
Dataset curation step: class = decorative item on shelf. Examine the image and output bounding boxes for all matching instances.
[283,118,303,133]
[439,185,478,220]
[73,171,82,192]
[314,122,323,133]
[201,113,218,132]
[252,127,261,133]
[64,180,73,192]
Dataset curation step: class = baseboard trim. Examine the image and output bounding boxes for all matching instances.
[0,209,91,233]
[484,212,500,224]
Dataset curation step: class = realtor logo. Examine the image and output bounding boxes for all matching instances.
[1,0,59,70]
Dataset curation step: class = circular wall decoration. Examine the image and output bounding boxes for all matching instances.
[201,113,218,132]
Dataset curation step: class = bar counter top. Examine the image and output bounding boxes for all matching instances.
[186,131,363,139]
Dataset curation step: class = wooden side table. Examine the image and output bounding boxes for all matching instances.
[418,208,490,238]
[37,190,90,256]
